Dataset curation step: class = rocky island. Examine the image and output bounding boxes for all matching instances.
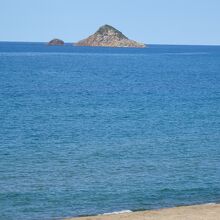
[75,25,146,48]
[48,38,64,46]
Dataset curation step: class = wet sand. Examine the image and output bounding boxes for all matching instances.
[65,204,220,220]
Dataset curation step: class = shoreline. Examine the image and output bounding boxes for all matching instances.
[65,203,220,220]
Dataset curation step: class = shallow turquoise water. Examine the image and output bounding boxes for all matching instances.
[0,43,220,220]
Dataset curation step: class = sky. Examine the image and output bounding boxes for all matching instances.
[0,0,220,45]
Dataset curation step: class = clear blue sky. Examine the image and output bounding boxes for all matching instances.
[1,0,220,45]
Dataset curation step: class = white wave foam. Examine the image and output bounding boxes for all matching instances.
[101,210,132,215]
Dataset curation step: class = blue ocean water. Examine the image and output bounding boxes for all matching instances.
[0,42,220,220]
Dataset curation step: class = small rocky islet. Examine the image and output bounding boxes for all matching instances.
[48,25,146,48]
[48,38,64,46]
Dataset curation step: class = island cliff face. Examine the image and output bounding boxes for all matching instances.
[48,39,64,46]
[75,25,146,48]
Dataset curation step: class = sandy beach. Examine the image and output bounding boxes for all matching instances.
[66,204,220,220]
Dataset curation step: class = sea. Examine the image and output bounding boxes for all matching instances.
[0,42,220,220]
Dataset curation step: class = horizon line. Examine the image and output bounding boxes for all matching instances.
[0,40,220,47]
